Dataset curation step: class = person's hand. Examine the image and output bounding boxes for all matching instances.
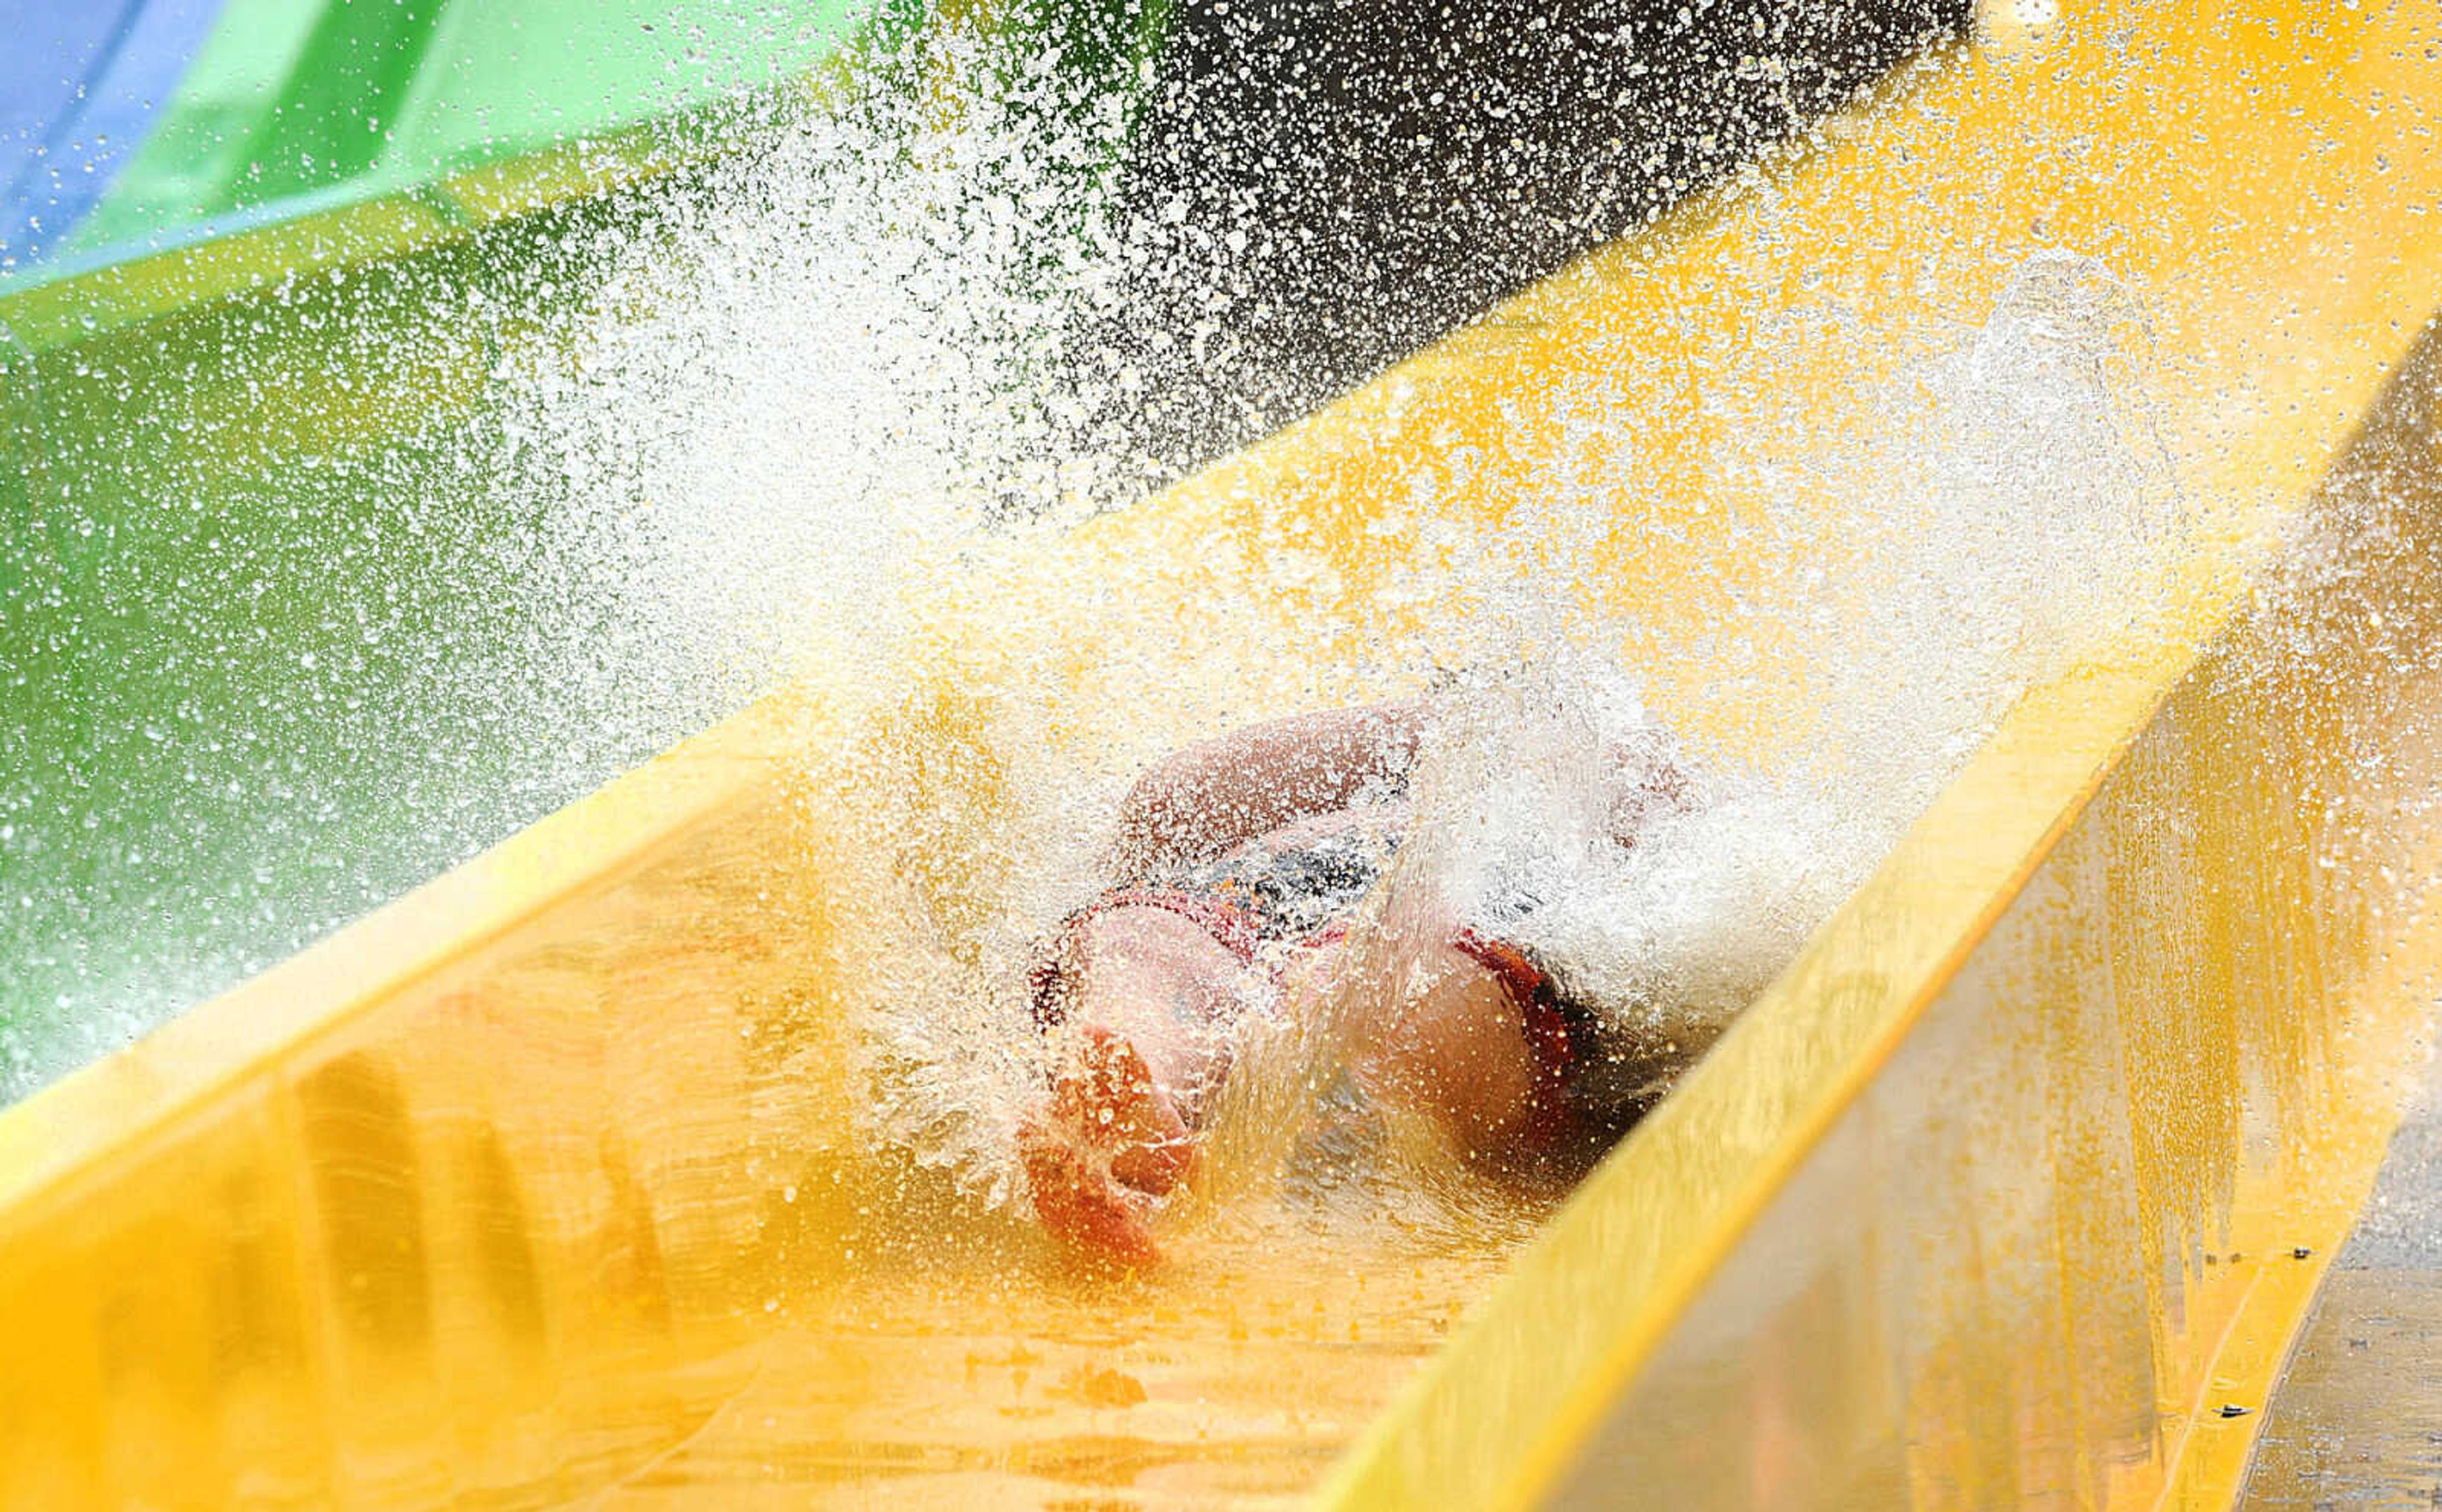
[1019,1024,1197,1268]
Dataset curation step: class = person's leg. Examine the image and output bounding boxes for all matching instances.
[1021,907,1248,1263]
[1347,939,1545,1158]
[1063,907,1246,1127]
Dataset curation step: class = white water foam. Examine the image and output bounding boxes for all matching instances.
[845,248,2191,1212]
[422,10,2195,1226]
[1407,251,2187,1073]
[466,29,1160,735]
[8,0,2183,1207]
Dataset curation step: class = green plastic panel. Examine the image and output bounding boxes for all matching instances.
[61,0,871,268]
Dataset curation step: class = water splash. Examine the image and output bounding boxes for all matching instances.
[855,248,2191,1220]
[2,1,2175,1242]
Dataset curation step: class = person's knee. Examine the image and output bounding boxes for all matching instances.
[1358,949,1539,1154]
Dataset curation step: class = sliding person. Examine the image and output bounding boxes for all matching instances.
[1019,696,1703,1265]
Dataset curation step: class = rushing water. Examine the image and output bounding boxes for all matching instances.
[0,10,2277,1504]
[832,244,2196,1227]
[0,13,1151,1092]
[0,0,2156,1188]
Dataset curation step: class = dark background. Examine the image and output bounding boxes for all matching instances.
[1093,0,1968,481]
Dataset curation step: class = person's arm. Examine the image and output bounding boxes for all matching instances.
[1114,702,1428,878]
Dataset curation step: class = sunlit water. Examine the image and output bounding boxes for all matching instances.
[0,13,2254,1505]
[3,9,2183,1235]
[841,248,2191,1230]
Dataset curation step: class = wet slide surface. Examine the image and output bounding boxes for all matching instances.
[0,689,1562,1507]
[584,1237,1524,1506]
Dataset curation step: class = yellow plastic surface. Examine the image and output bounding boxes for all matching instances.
[1321,1,2442,1505]
[5,0,2442,1507]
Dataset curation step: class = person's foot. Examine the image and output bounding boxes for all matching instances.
[1021,1024,1197,1267]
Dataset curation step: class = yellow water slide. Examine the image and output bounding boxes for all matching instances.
[8,0,2442,1506]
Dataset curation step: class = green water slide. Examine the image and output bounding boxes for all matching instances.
[53,0,872,277]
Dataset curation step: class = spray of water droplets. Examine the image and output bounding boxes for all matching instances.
[836,244,2193,1216]
[4,2,2190,1246]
